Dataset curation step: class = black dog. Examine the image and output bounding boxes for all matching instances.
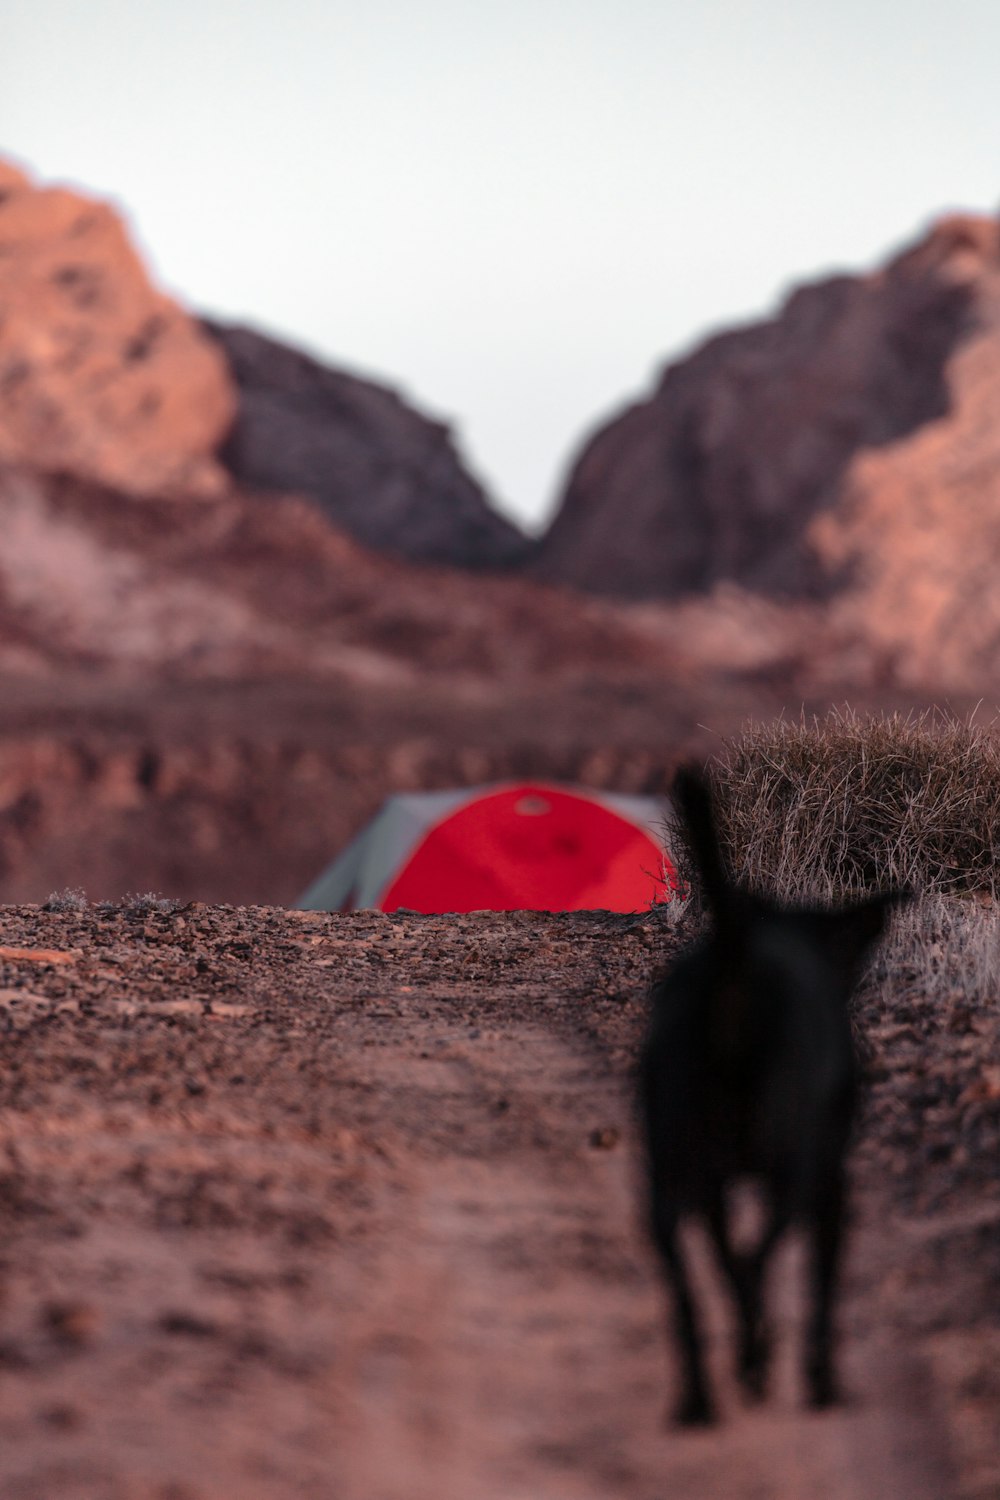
[639,768,902,1425]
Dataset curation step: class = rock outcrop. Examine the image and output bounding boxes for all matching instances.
[0,462,670,684]
[203,320,530,571]
[534,214,996,604]
[0,159,235,497]
[810,219,1000,688]
[0,158,526,571]
[6,152,1000,698]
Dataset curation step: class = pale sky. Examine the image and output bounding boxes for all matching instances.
[3,0,999,531]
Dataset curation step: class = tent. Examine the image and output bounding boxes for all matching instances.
[297,781,676,913]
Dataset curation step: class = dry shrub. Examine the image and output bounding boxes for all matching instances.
[681,708,1000,903]
[861,891,1000,1020]
[42,887,88,912]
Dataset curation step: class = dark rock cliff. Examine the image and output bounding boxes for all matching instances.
[203,320,530,572]
[533,216,995,601]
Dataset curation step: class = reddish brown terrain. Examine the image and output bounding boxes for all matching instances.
[0,450,808,904]
[0,160,759,902]
[2,163,1000,908]
[0,900,996,1499]
[0,159,998,1498]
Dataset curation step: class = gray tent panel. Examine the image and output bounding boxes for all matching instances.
[297,787,471,911]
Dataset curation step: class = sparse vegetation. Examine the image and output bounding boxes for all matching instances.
[122,892,180,914]
[42,887,88,912]
[679,708,1000,903]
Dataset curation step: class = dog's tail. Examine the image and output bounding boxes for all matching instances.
[672,766,735,917]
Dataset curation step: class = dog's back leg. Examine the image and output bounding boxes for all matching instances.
[805,1163,848,1407]
[651,1195,715,1425]
[705,1191,767,1399]
[705,1190,792,1400]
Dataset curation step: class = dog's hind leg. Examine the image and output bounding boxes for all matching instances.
[651,1197,715,1425]
[705,1191,789,1400]
[705,1192,767,1399]
[805,1167,848,1408]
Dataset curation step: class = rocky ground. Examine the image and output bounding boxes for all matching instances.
[0,899,996,1499]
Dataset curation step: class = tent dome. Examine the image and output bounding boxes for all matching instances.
[298,782,676,914]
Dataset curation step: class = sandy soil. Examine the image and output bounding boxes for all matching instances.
[0,902,997,1499]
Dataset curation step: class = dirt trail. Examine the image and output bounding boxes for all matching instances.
[331,1015,958,1500]
[0,905,995,1498]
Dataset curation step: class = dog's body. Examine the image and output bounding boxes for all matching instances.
[639,769,900,1424]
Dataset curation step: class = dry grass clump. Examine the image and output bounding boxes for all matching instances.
[122,892,180,914]
[861,891,1000,1021]
[682,708,1000,903]
[42,887,88,912]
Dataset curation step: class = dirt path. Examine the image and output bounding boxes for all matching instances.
[0,905,995,1498]
[329,1014,959,1500]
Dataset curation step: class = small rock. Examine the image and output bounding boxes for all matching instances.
[158,1310,219,1337]
[43,1301,101,1346]
[41,1403,82,1430]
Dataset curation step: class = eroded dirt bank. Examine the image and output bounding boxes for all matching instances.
[0,673,960,906]
[0,903,997,1499]
[0,676,690,907]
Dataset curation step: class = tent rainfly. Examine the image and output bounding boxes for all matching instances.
[297,781,676,914]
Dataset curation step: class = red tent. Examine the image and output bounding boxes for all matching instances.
[298,782,676,913]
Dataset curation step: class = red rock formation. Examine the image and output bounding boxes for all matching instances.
[203,320,529,571]
[0,159,234,497]
[5,152,1000,698]
[814,217,1000,689]
[534,214,993,604]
